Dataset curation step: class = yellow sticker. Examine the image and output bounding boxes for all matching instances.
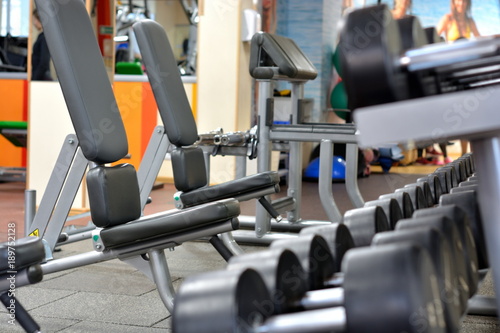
[29,229,39,237]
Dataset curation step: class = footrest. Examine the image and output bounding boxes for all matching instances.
[99,199,241,249]
[0,237,45,274]
[178,171,280,208]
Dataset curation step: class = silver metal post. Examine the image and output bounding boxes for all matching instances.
[286,82,303,222]
[24,189,36,236]
[345,142,365,207]
[470,136,500,317]
[148,249,176,313]
[255,80,274,237]
[318,140,342,222]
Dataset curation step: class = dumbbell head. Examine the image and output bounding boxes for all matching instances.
[364,198,403,229]
[435,166,459,189]
[372,227,461,332]
[424,27,442,44]
[417,174,444,205]
[299,223,355,273]
[172,268,272,333]
[397,15,428,51]
[379,191,414,218]
[440,191,488,269]
[395,185,428,210]
[270,234,335,290]
[337,4,408,109]
[227,248,308,314]
[396,215,470,313]
[432,170,451,194]
[413,205,479,297]
[342,206,390,246]
[404,182,434,208]
[342,243,446,332]
[174,244,446,333]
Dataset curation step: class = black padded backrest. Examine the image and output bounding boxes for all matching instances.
[249,32,318,80]
[133,20,198,147]
[34,0,128,164]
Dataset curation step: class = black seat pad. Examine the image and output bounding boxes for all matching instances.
[180,171,280,207]
[100,199,240,248]
[0,237,45,274]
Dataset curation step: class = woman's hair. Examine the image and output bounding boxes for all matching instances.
[32,9,40,21]
[451,0,471,18]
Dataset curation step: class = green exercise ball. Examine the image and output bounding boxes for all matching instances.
[331,81,349,120]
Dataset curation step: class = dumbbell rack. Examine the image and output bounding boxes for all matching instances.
[354,84,500,317]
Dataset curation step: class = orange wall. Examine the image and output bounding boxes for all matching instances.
[0,79,27,167]
[113,81,158,169]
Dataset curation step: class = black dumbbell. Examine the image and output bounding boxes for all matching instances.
[440,190,488,270]
[372,227,461,333]
[417,174,444,205]
[341,206,390,246]
[299,223,355,273]
[337,4,500,109]
[379,191,414,218]
[364,197,404,229]
[395,215,470,314]
[398,182,433,209]
[173,244,447,333]
[413,205,479,297]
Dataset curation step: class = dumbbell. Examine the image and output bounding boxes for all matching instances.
[395,214,471,314]
[372,227,461,333]
[364,197,404,229]
[173,243,447,333]
[440,190,488,270]
[379,190,414,218]
[340,206,390,246]
[337,4,500,109]
[417,174,444,205]
[413,205,479,297]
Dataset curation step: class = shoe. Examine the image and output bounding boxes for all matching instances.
[444,157,453,164]
[433,160,444,165]
[415,157,432,165]
[426,147,443,156]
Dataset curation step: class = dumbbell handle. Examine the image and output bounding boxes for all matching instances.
[400,36,500,72]
[257,307,346,333]
[297,287,344,310]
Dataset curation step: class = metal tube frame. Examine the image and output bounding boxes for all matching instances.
[353,85,500,318]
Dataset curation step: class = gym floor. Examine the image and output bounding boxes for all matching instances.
[0,165,499,332]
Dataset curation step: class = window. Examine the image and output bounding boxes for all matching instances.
[1,0,30,36]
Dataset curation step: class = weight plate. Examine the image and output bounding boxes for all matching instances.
[299,223,355,272]
[338,4,407,109]
[418,175,444,205]
[404,182,434,208]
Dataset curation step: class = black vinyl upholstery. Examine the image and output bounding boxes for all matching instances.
[249,32,318,80]
[35,0,128,164]
[86,164,142,228]
[133,20,281,207]
[132,19,198,147]
[0,237,45,274]
[100,199,240,248]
